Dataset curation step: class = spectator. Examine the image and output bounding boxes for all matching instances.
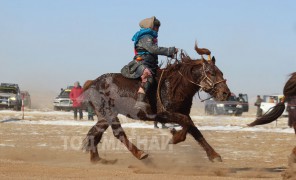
[237,93,245,103]
[70,81,83,120]
[254,95,263,117]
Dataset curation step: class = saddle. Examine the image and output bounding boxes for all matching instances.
[121,60,145,79]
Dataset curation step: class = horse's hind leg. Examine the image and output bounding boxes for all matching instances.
[110,117,148,160]
[82,118,109,163]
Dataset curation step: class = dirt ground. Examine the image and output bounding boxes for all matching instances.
[1,109,296,180]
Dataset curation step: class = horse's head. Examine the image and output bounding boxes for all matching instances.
[198,57,230,101]
[189,42,231,101]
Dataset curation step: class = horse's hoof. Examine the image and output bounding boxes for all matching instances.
[247,123,254,127]
[169,138,175,144]
[100,158,118,165]
[90,156,101,164]
[139,152,149,160]
[210,156,223,162]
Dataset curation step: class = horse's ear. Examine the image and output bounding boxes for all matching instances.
[212,56,216,65]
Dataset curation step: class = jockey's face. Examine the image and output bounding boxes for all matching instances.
[153,26,159,32]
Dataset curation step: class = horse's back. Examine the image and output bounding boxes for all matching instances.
[84,73,140,97]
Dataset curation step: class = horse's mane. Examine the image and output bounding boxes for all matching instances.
[163,51,204,74]
[284,72,296,97]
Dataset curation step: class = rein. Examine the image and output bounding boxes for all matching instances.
[156,52,179,111]
[157,69,166,111]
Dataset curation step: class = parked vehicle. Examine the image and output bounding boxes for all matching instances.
[0,83,22,111]
[260,94,288,116]
[53,86,73,111]
[237,93,249,112]
[204,93,249,116]
[20,91,31,108]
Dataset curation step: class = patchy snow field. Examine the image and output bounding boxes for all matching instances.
[0,109,295,179]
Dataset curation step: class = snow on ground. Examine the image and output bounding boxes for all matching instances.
[0,109,73,115]
[0,110,293,134]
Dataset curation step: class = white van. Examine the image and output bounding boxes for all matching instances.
[260,95,288,116]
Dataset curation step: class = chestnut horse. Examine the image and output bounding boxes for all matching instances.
[81,44,231,163]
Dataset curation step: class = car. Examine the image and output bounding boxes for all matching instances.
[0,83,22,111]
[53,86,73,111]
[204,93,249,116]
[20,91,31,108]
[260,94,288,116]
[237,93,249,112]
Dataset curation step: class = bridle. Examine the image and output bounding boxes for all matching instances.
[174,51,227,92]
[178,61,227,102]
[178,62,226,93]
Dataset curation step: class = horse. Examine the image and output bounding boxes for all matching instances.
[81,43,231,163]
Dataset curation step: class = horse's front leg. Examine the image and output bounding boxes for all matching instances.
[155,112,193,144]
[188,125,222,162]
[169,127,188,144]
[156,112,222,162]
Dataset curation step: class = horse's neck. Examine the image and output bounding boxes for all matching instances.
[158,68,200,101]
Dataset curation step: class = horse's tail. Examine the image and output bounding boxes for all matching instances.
[248,100,286,127]
[83,80,94,92]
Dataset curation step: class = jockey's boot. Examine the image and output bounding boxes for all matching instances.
[134,93,153,114]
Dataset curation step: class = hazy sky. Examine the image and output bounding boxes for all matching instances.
[1,0,295,100]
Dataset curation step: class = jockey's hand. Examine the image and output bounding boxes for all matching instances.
[168,48,178,58]
[170,48,178,58]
